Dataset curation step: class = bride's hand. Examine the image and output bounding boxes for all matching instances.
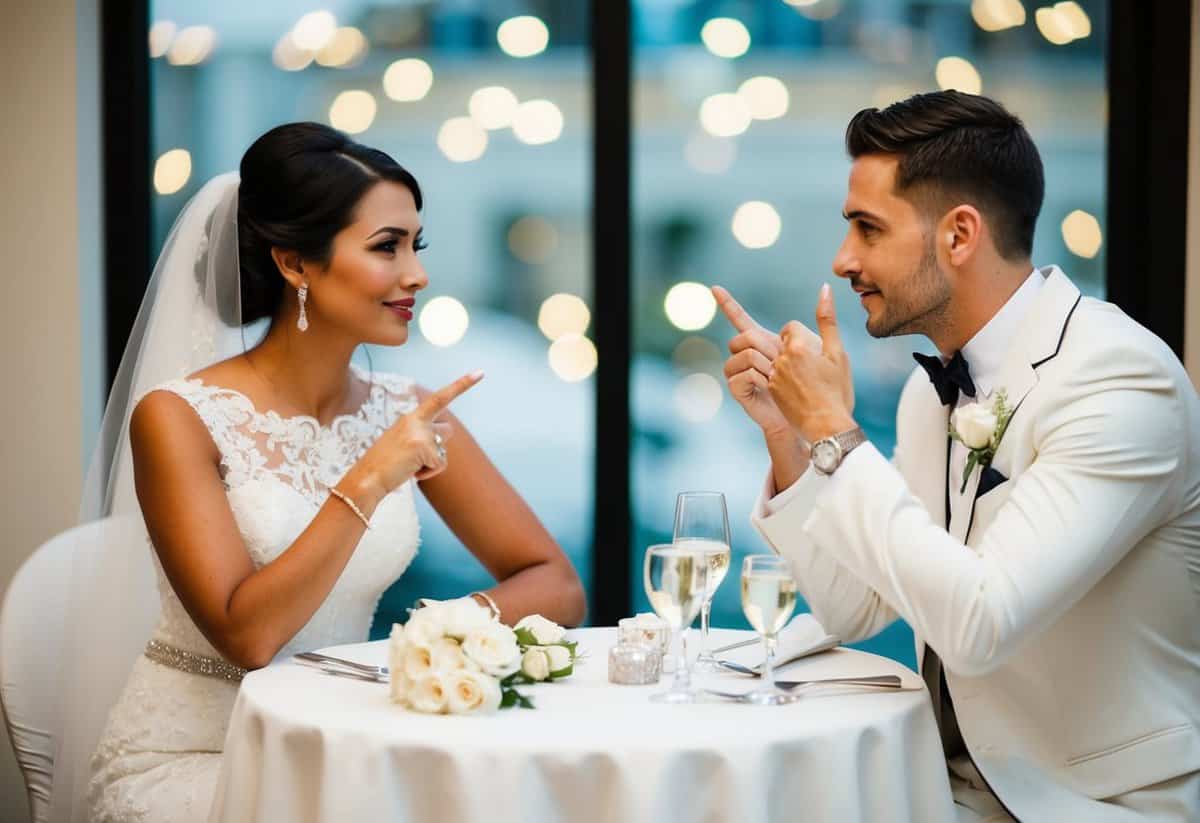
[343,371,483,506]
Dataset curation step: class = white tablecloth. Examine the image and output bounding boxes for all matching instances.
[209,627,955,823]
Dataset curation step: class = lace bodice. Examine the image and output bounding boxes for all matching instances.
[142,365,422,659]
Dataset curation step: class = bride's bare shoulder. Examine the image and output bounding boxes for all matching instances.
[128,362,247,463]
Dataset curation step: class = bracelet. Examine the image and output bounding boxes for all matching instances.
[470,590,501,621]
[329,487,372,529]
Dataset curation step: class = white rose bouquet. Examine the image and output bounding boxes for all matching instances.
[388,599,576,714]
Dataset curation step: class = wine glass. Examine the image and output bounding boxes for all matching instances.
[643,543,710,703]
[740,555,800,706]
[672,491,731,672]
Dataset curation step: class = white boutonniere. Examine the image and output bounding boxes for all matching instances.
[949,390,1014,494]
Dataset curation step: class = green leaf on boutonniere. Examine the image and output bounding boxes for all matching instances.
[961,451,979,495]
[548,663,573,679]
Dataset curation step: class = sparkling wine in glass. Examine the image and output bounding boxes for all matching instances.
[644,543,710,703]
[673,491,731,672]
[740,555,800,706]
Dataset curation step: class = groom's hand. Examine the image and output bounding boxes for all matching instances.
[712,285,793,438]
[769,284,857,443]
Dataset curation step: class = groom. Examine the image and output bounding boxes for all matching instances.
[716,90,1200,822]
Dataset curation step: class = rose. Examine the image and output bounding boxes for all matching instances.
[388,624,408,703]
[521,648,551,681]
[514,614,566,645]
[447,669,501,714]
[403,644,435,680]
[543,644,572,676]
[441,597,496,639]
[429,636,474,674]
[952,403,998,450]
[408,673,450,714]
[403,609,446,648]
[461,623,522,678]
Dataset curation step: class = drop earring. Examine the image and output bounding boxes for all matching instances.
[297,283,309,332]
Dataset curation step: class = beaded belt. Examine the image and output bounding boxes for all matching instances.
[144,638,247,683]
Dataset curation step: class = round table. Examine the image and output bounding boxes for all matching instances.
[208,627,955,823]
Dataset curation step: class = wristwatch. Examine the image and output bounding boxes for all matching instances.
[810,427,867,475]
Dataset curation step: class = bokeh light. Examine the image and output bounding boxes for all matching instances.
[328,90,377,134]
[1036,2,1091,45]
[738,76,790,120]
[731,201,782,249]
[538,294,590,341]
[383,59,434,102]
[1061,209,1103,258]
[512,99,564,145]
[508,216,559,264]
[273,34,313,72]
[700,18,751,59]
[419,297,470,347]
[699,93,751,138]
[548,334,598,382]
[971,0,1027,32]
[316,27,368,68]
[498,16,549,58]
[437,117,488,163]
[292,11,338,51]
[935,56,982,95]
[166,25,216,65]
[664,282,718,331]
[469,86,520,130]
[153,149,192,195]
[149,21,176,59]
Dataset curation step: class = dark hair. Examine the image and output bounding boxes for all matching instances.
[844,90,1044,260]
[236,122,423,324]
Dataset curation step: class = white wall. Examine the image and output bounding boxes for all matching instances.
[1188,0,1200,388]
[0,1,101,820]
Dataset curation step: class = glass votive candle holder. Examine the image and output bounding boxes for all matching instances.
[617,614,670,656]
[608,641,662,685]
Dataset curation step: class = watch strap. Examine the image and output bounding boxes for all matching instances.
[834,427,867,455]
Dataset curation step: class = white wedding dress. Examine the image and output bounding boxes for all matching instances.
[87,365,421,823]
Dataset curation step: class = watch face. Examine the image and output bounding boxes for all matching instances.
[813,440,840,473]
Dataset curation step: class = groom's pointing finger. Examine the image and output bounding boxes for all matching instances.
[712,285,759,334]
[815,283,844,357]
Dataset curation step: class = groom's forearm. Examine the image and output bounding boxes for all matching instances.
[764,428,810,494]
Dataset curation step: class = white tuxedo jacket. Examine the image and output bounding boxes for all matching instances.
[753,267,1200,821]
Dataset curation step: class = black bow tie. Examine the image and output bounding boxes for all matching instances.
[913,350,977,407]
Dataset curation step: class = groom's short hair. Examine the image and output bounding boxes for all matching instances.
[845,90,1044,261]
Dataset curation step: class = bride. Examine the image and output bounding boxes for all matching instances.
[49,122,586,823]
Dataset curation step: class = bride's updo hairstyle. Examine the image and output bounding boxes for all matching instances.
[236,121,423,325]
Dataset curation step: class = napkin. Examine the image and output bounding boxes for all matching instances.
[720,613,839,674]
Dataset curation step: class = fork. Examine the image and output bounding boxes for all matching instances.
[702,674,902,701]
[294,651,389,678]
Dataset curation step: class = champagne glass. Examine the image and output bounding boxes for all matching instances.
[673,491,731,672]
[740,555,800,706]
[644,543,710,703]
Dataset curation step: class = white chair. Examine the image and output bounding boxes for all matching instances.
[0,522,89,823]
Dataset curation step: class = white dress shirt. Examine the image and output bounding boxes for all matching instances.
[946,270,1043,535]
